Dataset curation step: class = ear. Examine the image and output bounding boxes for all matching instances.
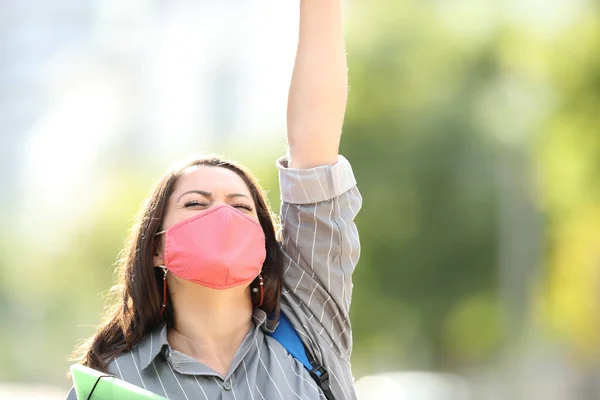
[153,252,164,268]
[153,237,164,267]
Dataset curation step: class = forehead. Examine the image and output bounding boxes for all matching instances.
[172,165,251,195]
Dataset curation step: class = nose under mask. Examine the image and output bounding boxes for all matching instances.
[157,204,266,289]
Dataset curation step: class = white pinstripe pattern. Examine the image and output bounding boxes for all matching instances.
[255,385,267,400]
[293,203,302,274]
[151,362,169,398]
[212,376,222,388]
[192,376,209,400]
[345,190,361,263]
[277,156,361,400]
[66,155,361,400]
[130,352,147,389]
[326,196,335,293]
[113,357,123,379]
[242,360,256,400]
[283,205,294,276]
[307,336,346,399]
[330,307,340,335]
[328,351,351,399]
[334,194,351,312]
[286,355,319,392]
[166,362,189,400]
[231,379,238,400]
[319,297,330,323]
[281,291,300,306]
[314,169,328,200]
[341,199,353,270]
[293,270,305,293]
[282,201,291,247]
[255,337,285,400]
[312,171,333,293]
[293,323,323,358]
[267,344,304,400]
[149,333,153,366]
[306,278,320,307]
[310,203,318,280]
[296,170,310,203]
[311,338,351,400]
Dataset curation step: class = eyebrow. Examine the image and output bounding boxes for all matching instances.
[176,190,251,202]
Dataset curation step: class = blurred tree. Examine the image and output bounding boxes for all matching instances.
[536,9,600,362]
[343,0,503,372]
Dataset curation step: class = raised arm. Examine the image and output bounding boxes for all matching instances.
[287,0,347,169]
[276,1,360,365]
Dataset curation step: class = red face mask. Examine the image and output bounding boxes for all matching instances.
[157,204,266,290]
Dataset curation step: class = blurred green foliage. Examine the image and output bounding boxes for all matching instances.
[344,1,502,372]
[1,0,600,391]
[536,11,600,362]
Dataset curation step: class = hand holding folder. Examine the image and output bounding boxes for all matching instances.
[70,364,167,399]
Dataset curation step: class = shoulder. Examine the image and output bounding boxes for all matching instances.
[107,325,167,379]
[106,350,135,378]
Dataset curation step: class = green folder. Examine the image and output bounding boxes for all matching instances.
[70,364,167,400]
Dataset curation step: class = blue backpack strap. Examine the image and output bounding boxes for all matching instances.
[267,312,334,400]
[268,312,312,369]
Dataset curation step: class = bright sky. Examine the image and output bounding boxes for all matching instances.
[20,1,298,245]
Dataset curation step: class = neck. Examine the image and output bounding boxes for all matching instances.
[166,281,254,376]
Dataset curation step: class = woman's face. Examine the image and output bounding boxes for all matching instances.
[153,165,258,266]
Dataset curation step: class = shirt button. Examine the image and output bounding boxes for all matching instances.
[223,380,232,391]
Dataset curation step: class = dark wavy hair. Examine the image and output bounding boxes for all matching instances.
[70,155,283,373]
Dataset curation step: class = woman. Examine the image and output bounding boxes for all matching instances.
[67,1,361,399]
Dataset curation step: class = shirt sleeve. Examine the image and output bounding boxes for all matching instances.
[276,154,362,360]
[65,387,77,400]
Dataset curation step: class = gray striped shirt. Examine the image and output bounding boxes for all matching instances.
[67,155,362,400]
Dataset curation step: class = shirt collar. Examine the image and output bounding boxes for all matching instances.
[138,324,169,371]
[136,308,272,371]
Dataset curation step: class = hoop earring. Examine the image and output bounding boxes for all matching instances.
[252,274,264,307]
[158,266,168,316]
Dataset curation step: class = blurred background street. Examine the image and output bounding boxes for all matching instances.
[1,0,599,398]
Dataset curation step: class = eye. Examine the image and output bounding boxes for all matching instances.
[184,200,208,208]
[233,204,253,212]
